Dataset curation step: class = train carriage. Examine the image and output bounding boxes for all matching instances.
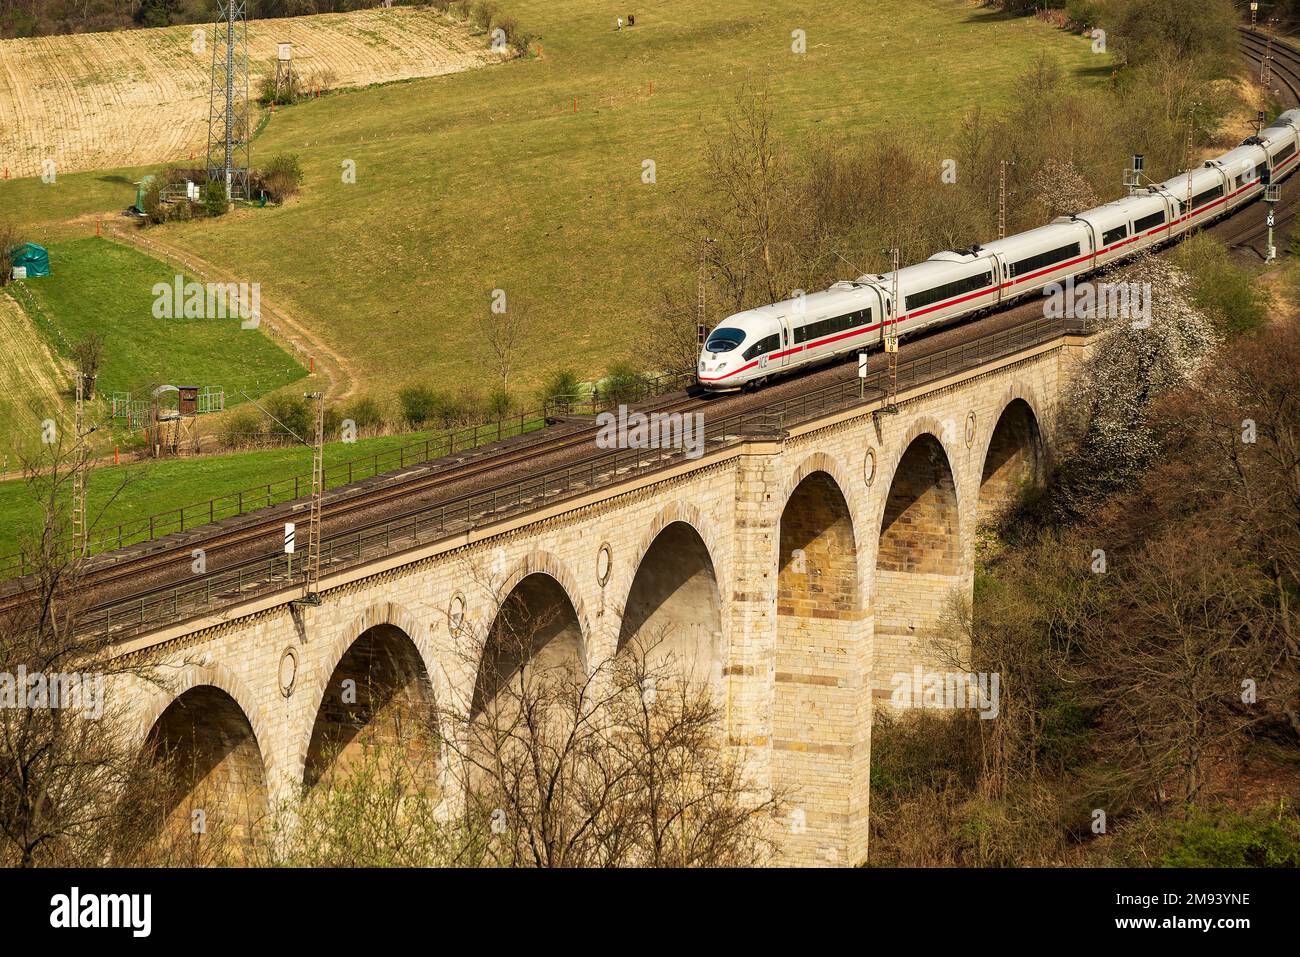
[697,108,1300,393]
[980,220,1093,302]
[1261,109,1300,180]
[1208,143,1270,214]
[1074,199,1145,268]
[882,249,1002,337]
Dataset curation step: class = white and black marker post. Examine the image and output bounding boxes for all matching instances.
[858,352,868,400]
[285,521,295,579]
[1265,182,1281,262]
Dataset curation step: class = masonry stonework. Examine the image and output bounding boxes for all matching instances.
[111,338,1083,867]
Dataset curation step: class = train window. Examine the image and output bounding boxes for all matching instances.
[1102,224,1127,246]
[1275,142,1297,163]
[904,271,993,313]
[793,308,872,345]
[1009,242,1080,278]
[1191,184,1223,209]
[704,327,745,353]
[742,333,780,360]
[1133,210,1165,233]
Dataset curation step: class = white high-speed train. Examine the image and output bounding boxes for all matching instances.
[698,109,1300,391]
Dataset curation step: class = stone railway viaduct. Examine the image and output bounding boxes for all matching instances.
[109,329,1090,867]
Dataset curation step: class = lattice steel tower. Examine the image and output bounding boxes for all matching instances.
[207,1,251,201]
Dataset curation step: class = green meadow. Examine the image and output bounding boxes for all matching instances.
[4,0,1106,396]
[0,0,1108,564]
[18,237,305,402]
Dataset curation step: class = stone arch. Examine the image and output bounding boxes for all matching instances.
[487,550,592,652]
[302,618,438,793]
[775,466,868,863]
[871,431,964,700]
[780,450,861,515]
[140,678,271,862]
[633,500,727,587]
[977,395,1045,527]
[136,660,270,764]
[877,433,961,575]
[472,566,586,718]
[873,416,969,535]
[293,601,445,784]
[617,517,724,687]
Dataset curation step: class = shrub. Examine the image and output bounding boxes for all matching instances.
[1063,0,1105,28]
[540,368,581,413]
[486,387,514,419]
[600,361,651,405]
[199,179,229,217]
[449,387,485,427]
[398,385,442,427]
[257,62,301,106]
[140,177,168,224]
[1173,234,1267,335]
[264,393,312,443]
[0,221,17,286]
[323,405,343,441]
[1158,806,1300,868]
[489,13,532,54]
[470,1,496,30]
[222,408,265,450]
[343,395,385,434]
[256,153,304,205]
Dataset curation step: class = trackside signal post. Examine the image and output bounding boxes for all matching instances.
[883,248,901,414]
[1265,183,1282,262]
[240,389,325,605]
[696,236,714,353]
[295,392,325,606]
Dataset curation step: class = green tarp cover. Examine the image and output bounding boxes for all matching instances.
[10,243,49,277]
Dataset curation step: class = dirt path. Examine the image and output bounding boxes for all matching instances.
[101,220,360,401]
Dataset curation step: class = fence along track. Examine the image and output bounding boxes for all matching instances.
[76,316,1084,643]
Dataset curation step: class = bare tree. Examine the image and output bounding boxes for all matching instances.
[436,561,784,867]
[476,296,532,394]
[0,432,170,866]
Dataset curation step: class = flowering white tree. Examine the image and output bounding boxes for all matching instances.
[1053,253,1219,513]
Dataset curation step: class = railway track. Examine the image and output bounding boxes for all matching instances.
[3,28,1294,641]
[1239,26,1300,106]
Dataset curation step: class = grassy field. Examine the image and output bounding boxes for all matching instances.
[0,7,501,178]
[0,415,546,563]
[2,0,1107,397]
[0,0,1108,561]
[17,236,305,402]
[0,289,70,456]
